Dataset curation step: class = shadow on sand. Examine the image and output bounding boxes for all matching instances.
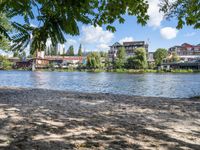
[0,88,200,149]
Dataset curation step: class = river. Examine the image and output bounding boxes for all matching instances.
[0,70,200,98]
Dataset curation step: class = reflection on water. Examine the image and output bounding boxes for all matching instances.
[0,70,200,98]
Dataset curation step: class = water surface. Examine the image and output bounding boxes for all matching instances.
[0,70,200,98]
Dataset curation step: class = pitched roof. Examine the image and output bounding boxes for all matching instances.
[181,43,193,47]
[123,41,145,46]
[110,42,122,47]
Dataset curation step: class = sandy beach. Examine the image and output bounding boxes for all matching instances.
[0,87,200,150]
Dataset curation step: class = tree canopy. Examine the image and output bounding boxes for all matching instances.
[0,0,199,54]
[0,55,12,70]
[78,44,82,56]
[126,48,147,69]
[114,47,126,69]
[67,45,74,56]
[160,0,200,29]
[0,0,149,53]
[86,52,101,69]
[153,48,168,66]
[0,13,12,50]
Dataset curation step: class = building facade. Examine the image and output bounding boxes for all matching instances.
[147,52,154,63]
[108,41,148,62]
[168,43,200,61]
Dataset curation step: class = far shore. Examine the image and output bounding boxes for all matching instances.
[2,68,200,74]
[0,87,200,149]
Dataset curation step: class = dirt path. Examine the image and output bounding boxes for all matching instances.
[0,87,200,150]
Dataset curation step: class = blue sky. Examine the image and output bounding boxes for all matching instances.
[62,0,200,53]
[63,16,199,53]
[1,0,200,55]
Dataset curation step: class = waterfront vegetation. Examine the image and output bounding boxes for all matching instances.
[9,67,199,74]
[1,50,200,74]
[0,55,12,70]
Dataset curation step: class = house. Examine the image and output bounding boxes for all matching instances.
[160,62,200,70]
[33,58,49,69]
[108,41,148,62]
[14,60,32,69]
[168,43,200,61]
[44,56,85,68]
[8,57,20,63]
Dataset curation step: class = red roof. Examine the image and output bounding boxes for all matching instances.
[181,43,193,48]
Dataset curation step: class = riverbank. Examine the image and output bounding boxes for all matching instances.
[27,68,200,74]
[0,87,200,149]
[2,67,200,73]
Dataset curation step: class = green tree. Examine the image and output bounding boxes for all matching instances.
[1,0,199,55]
[134,48,147,69]
[67,45,74,56]
[86,52,101,69]
[160,0,200,29]
[126,48,147,69]
[78,44,82,56]
[153,48,168,66]
[0,0,149,53]
[13,51,19,57]
[114,47,126,69]
[126,57,136,69]
[0,55,12,70]
[0,13,12,50]
[100,51,107,57]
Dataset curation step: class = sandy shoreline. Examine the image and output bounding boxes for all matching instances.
[0,87,200,150]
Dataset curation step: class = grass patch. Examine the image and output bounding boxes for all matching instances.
[87,69,104,73]
[170,69,193,73]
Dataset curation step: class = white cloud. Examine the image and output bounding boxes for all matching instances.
[81,25,114,44]
[119,37,134,44]
[184,32,196,37]
[65,39,78,52]
[46,38,77,49]
[147,0,177,28]
[66,39,77,45]
[97,44,110,50]
[147,0,164,28]
[160,27,178,40]
[80,25,114,51]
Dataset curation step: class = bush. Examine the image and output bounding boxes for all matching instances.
[0,56,13,70]
[125,48,147,69]
[86,52,101,69]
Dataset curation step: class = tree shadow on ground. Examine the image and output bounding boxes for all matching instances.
[0,88,200,149]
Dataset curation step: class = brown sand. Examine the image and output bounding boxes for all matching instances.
[0,87,200,150]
